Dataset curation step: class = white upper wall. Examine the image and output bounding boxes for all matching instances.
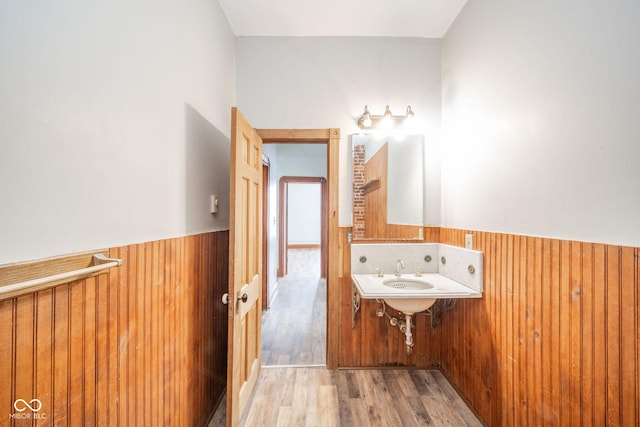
[0,0,236,264]
[5,1,634,265]
[287,183,322,244]
[442,1,640,246]
[271,144,327,179]
[236,37,442,227]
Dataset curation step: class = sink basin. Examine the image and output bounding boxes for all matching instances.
[381,277,436,313]
[382,278,434,290]
[382,297,436,314]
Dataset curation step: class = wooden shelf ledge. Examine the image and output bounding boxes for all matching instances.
[360,178,381,195]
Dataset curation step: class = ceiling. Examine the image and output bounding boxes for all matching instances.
[217,0,467,38]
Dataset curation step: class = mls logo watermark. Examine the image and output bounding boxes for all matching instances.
[9,398,46,420]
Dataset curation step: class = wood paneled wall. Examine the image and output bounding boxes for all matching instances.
[339,226,639,426]
[0,231,229,426]
[438,228,639,426]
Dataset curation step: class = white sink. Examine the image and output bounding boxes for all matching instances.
[380,278,436,313]
[382,296,437,314]
[352,273,481,315]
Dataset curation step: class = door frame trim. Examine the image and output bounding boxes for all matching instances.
[262,154,271,310]
[256,128,340,369]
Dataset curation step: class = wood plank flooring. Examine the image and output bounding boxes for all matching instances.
[262,249,326,366]
[238,367,482,426]
[210,249,481,426]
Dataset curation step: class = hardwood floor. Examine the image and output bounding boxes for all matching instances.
[239,367,481,426]
[210,249,481,426]
[262,249,326,366]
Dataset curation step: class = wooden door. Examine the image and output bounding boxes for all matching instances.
[226,107,263,426]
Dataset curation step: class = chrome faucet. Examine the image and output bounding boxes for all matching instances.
[394,259,405,277]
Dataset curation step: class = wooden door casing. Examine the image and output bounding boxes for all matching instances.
[256,128,340,369]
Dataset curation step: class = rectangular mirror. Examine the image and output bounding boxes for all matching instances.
[352,134,424,240]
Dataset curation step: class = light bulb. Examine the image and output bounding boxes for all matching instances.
[380,105,393,129]
[359,105,372,128]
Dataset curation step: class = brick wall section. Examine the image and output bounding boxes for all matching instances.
[352,144,365,239]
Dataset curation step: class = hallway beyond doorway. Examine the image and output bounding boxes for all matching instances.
[262,249,326,366]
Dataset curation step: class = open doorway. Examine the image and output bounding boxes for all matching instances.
[261,143,328,367]
[256,128,340,370]
[277,177,327,279]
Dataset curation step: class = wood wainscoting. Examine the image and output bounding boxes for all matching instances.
[438,228,639,426]
[339,226,639,426]
[0,231,229,426]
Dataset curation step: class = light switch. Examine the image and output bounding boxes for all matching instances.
[210,195,219,214]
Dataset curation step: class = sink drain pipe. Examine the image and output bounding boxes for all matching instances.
[402,313,414,355]
[376,300,415,355]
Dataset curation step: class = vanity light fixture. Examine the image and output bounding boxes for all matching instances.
[356,104,415,130]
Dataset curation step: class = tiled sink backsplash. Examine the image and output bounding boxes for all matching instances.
[351,243,484,293]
